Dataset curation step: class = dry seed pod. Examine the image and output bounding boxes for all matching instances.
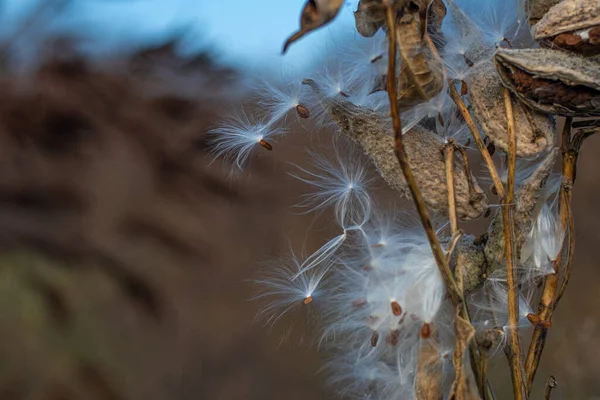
[532,0,600,56]
[525,0,564,26]
[283,0,344,53]
[354,0,386,37]
[485,149,558,274]
[395,2,445,111]
[468,59,556,157]
[495,48,600,117]
[303,78,488,220]
[444,234,487,296]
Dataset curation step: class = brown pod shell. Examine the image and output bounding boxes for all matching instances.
[395,3,445,111]
[468,59,556,157]
[532,0,600,56]
[526,0,564,26]
[495,48,600,117]
[354,0,385,38]
[303,79,488,220]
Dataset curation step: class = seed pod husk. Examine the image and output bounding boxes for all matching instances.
[354,0,386,37]
[303,79,488,221]
[283,0,344,53]
[485,149,558,274]
[468,59,556,157]
[495,48,600,117]
[395,2,445,111]
[526,0,564,26]
[532,0,600,56]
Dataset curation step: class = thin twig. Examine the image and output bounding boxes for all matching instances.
[445,140,458,235]
[524,119,575,394]
[448,84,505,198]
[501,87,525,400]
[446,229,464,263]
[384,3,462,305]
[423,30,495,400]
[544,376,558,400]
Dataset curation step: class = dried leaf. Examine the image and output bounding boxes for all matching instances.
[354,0,386,37]
[395,1,445,110]
[448,309,481,400]
[283,0,344,53]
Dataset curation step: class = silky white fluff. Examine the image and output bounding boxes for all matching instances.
[207,112,286,171]
[257,79,307,124]
[254,254,330,326]
[292,142,374,227]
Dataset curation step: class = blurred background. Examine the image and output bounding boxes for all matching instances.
[0,0,598,399]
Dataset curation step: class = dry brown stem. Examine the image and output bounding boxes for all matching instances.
[448,84,505,198]
[524,119,598,394]
[384,3,461,306]
[445,141,458,235]
[501,87,525,400]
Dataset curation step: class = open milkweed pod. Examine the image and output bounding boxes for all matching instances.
[283,0,344,53]
[395,1,445,111]
[525,0,564,26]
[302,79,488,220]
[468,59,556,157]
[532,0,600,56]
[484,149,558,274]
[495,48,600,117]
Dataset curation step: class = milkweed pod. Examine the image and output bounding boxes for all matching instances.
[532,0,600,56]
[495,48,600,117]
[468,59,556,157]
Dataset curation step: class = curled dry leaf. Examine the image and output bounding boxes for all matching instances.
[354,0,386,37]
[303,78,488,220]
[495,48,600,117]
[468,59,556,157]
[448,309,481,400]
[525,0,564,26]
[532,0,600,56]
[485,149,558,274]
[415,332,443,400]
[395,1,445,111]
[283,0,344,54]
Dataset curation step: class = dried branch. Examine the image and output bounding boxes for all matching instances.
[384,2,462,305]
[544,376,558,400]
[448,84,505,199]
[525,120,598,393]
[501,87,525,400]
[445,140,458,235]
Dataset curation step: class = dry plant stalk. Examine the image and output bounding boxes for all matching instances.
[500,87,525,400]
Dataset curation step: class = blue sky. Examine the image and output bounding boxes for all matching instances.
[1,0,360,73]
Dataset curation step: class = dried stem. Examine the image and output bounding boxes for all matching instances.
[524,119,597,394]
[544,376,557,400]
[448,84,505,199]
[422,30,495,400]
[445,141,458,235]
[501,87,525,400]
[384,3,461,306]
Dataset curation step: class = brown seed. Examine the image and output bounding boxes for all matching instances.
[303,296,313,305]
[461,80,468,96]
[487,140,496,156]
[391,301,403,316]
[527,313,553,328]
[485,208,492,218]
[389,329,400,346]
[259,139,273,151]
[420,323,432,339]
[371,54,383,63]
[296,104,310,119]
[370,330,379,347]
